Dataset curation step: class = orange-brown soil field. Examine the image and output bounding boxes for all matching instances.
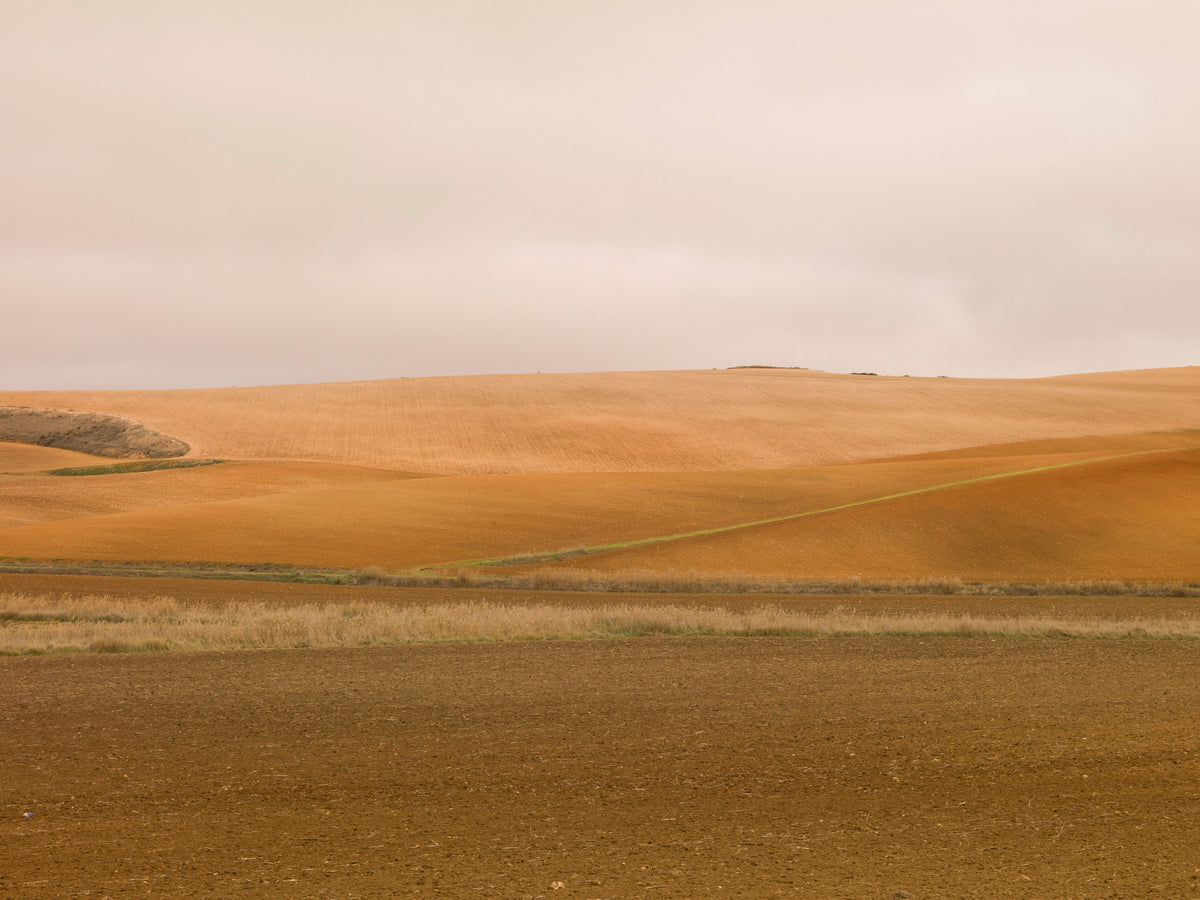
[4,366,1199,474]
[0,366,1198,580]
[5,633,1200,898]
[2,366,1200,896]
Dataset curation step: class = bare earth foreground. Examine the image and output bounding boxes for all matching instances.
[4,636,1200,900]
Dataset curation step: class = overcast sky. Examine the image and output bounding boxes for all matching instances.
[3,1,1198,389]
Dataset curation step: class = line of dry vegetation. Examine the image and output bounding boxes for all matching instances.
[4,559,1198,597]
[3,592,1200,655]
[368,568,1200,598]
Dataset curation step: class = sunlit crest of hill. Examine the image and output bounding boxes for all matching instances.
[1,366,1197,474]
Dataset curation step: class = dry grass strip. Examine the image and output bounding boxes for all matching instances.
[385,569,1200,597]
[4,593,1200,655]
[5,560,1197,597]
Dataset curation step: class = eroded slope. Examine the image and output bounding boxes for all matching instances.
[0,407,188,459]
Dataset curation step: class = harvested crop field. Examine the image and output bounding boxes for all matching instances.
[2,366,1199,898]
[1,430,1197,581]
[1,368,1197,581]
[2,366,1198,474]
[5,636,1200,899]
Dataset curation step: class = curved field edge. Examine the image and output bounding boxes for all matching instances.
[6,593,1200,654]
[1,435,1196,581]
[432,446,1190,569]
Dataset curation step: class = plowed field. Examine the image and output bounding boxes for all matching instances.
[5,636,1200,899]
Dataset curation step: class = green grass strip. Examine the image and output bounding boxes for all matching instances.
[40,459,223,476]
[434,446,1188,569]
[0,558,362,584]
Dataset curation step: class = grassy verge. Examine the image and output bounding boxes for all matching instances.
[0,558,360,584]
[38,459,223,476]
[3,593,1200,654]
[2,559,1198,597]
[377,569,1200,597]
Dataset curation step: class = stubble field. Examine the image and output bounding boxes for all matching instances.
[2,366,1199,897]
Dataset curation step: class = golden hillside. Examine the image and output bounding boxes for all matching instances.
[1,367,1196,581]
[2,366,1196,474]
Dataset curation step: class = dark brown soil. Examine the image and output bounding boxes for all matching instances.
[4,635,1200,899]
[0,408,188,459]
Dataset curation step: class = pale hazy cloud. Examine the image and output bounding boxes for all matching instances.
[2,0,1197,388]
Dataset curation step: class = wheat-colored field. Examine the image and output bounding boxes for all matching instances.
[1,366,1197,582]
[529,439,1200,582]
[0,442,104,473]
[3,366,1198,472]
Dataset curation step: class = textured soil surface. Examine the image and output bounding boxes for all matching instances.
[2,432,1199,582]
[2,366,1196,474]
[5,636,1200,899]
[1,368,1197,583]
[2,366,1198,899]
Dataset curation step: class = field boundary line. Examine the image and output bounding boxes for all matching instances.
[433,445,1190,569]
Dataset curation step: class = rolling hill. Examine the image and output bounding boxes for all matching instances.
[1,366,1196,581]
[2,366,1197,473]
